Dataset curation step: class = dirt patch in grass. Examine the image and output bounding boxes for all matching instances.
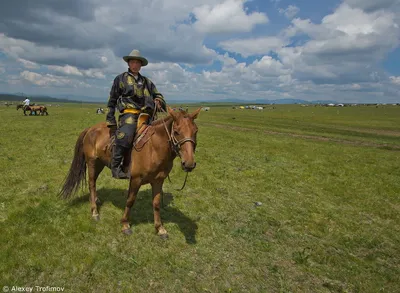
[334,126,400,137]
[202,122,400,150]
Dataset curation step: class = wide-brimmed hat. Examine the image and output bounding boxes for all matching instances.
[123,49,148,66]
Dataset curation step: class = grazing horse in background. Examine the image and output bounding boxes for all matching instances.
[16,104,49,115]
[59,106,201,237]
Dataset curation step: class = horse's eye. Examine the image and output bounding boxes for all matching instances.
[174,130,180,136]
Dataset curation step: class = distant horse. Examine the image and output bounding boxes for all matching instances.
[16,104,34,115]
[59,106,201,237]
[33,105,49,116]
[16,104,49,115]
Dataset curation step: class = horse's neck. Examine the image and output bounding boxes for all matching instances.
[153,116,173,140]
[152,117,175,158]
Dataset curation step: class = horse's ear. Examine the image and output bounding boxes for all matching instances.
[190,107,202,120]
[167,106,178,120]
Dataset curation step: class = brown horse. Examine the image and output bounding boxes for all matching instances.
[16,104,49,115]
[33,105,49,116]
[59,106,201,237]
[16,104,33,115]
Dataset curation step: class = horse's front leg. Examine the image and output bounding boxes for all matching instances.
[151,180,168,239]
[121,177,141,235]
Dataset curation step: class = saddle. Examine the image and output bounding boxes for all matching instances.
[106,113,156,170]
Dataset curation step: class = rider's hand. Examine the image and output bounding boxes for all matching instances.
[106,119,117,128]
[154,99,162,110]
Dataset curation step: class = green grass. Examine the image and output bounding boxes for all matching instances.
[1,104,399,292]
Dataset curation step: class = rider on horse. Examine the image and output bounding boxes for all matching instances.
[22,97,30,111]
[106,49,166,179]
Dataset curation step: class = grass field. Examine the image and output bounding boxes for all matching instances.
[1,103,400,293]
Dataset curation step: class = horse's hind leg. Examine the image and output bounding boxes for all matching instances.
[88,159,105,221]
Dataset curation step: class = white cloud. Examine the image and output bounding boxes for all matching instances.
[390,76,400,85]
[344,0,400,12]
[0,0,221,67]
[279,5,300,19]
[219,36,287,57]
[277,3,400,84]
[192,0,268,33]
[0,33,116,70]
[48,65,83,76]
[18,58,40,69]
[248,56,289,77]
[20,71,91,88]
[47,65,106,79]
[217,52,238,66]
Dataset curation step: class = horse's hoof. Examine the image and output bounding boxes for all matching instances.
[92,215,100,221]
[159,233,169,240]
[122,228,133,235]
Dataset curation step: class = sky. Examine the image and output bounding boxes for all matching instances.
[0,0,399,103]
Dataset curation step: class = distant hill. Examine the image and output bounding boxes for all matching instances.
[0,94,93,104]
[0,93,337,105]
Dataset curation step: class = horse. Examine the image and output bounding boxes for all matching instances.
[59,106,201,237]
[34,105,49,116]
[16,104,48,115]
[17,104,33,115]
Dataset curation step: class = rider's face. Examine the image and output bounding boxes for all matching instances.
[128,60,142,74]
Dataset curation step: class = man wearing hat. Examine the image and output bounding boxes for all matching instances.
[106,49,166,179]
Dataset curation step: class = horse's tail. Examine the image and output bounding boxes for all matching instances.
[59,128,89,199]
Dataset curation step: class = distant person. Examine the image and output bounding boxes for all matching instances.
[106,49,166,179]
[22,97,30,111]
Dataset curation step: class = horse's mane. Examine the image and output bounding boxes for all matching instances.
[151,115,173,126]
[150,110,190,127]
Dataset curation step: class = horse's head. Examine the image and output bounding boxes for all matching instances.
[167,106,201,172]
[16,104,22,110]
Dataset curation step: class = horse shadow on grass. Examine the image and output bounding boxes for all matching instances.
[69,188,198,244]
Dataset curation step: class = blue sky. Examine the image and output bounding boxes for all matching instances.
[0,0,399,103]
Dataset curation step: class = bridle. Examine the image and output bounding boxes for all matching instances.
[168,122,197,157]
[156,107,197,158]
[156,106,197,191]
